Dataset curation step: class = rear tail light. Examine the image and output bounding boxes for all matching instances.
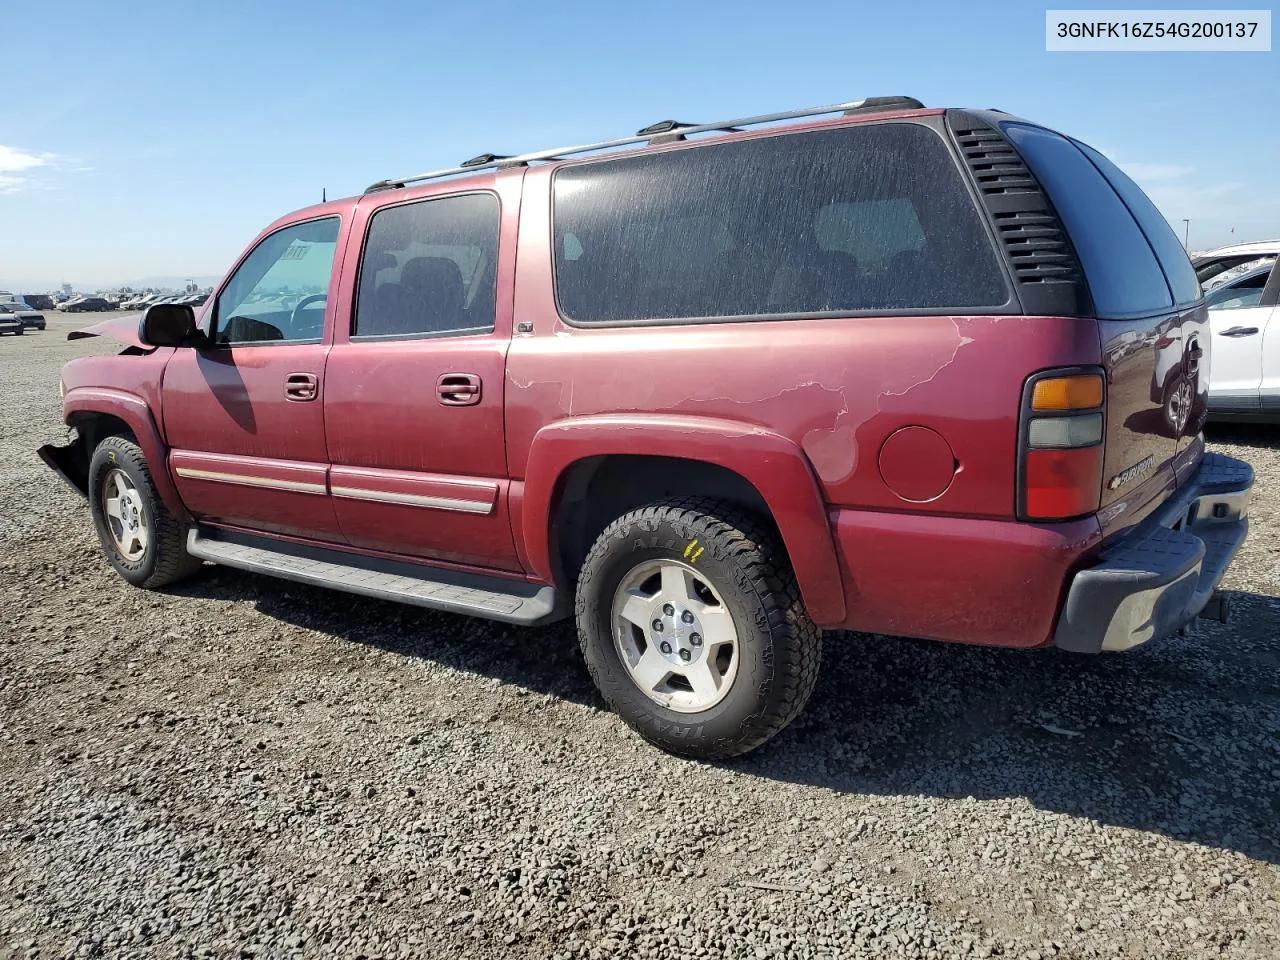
[1019,370,1105,520]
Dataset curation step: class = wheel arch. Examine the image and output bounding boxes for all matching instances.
[521,414,847,626]
[55,388,188,520]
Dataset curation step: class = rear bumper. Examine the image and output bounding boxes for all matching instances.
[829,508,1102,648]
[1054,453,1253,653]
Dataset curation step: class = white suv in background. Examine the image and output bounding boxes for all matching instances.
[1194,241,1280,421]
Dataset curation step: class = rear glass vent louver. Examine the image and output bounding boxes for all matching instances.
[991,210,1079,284]
[947,112,1091,317]
[955,129,1039,196]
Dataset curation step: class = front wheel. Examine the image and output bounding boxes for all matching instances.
[575,498,821,759]
[88,435,203,589]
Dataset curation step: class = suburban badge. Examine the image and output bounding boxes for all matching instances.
[1108,454,1157,491]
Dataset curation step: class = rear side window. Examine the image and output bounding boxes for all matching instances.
[1205,270,1268,310]
[553,123,1010,325]
[1073,141,1201,306]
[354,193,499,339]
[1003,123,1173,319]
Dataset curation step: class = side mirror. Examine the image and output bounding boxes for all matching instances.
[138,303,203,348]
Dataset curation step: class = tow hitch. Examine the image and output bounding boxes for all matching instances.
[1197,591,1230,624]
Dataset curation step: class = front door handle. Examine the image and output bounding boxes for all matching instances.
[438,373,482,406]
[285,372,319,401]
[1221,326,1260,338]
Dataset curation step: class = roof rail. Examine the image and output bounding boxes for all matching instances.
[364,96,925,194]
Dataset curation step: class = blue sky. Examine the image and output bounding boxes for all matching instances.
[1,0,1276,289]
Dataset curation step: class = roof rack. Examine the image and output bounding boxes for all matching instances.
[364,95,924,193]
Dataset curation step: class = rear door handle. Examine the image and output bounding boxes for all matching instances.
[285,372,319,401]
[1221,326,1260,337]
[438,373,482,406]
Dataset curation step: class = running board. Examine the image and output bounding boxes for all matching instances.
[186,529,566,625]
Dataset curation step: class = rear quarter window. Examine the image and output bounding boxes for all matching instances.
[552,122,1011,325]
[1073,141,1201,306]
[1003,123,1174,319]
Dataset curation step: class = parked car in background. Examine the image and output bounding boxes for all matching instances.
[22,294,55,310]
[1195,240,1280,291]
[0,296,48,330]
[1198,257,1279,421]
[60,296,112,313]
[39,97,1254,758]
[0,309,22,336]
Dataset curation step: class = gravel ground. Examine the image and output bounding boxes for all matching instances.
[2,314,1278,960]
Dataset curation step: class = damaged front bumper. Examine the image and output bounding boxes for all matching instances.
[37,432,89,498]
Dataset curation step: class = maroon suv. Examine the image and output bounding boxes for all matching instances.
[40,97,1253,758]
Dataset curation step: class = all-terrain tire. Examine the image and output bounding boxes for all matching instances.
[575,497,821,759]
[87,435,203,589]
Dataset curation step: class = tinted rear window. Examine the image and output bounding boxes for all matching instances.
[553,122,1010,325]
[1003,123,1173,319]
[1073,141,1201,306]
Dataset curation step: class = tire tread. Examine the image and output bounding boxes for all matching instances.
[575,497,821,759]
[90,435,202,589]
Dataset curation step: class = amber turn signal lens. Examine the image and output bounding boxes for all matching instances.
[1031,374,1104,412]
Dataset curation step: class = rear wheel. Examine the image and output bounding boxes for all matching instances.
[575,497,821,759]
[88,436,202,589]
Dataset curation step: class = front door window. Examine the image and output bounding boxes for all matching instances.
[213,217,340,345]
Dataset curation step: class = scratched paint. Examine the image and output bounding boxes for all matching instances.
[504,313,1103,519]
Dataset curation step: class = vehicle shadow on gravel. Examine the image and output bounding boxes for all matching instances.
[1205,422,1279,448]
[173,569,1280,865]
[746,587,1280,865]
[172,567,600,705]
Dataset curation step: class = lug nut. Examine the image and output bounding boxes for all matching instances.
[662,603,675,616]
[679,649,691,662]
[652,620,664,632]
[681,610,695,624]
[690,633,702,647]
[660,641,672,655]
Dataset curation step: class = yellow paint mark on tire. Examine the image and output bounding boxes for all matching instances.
[683,539,698,559]
[691,547,705,563]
